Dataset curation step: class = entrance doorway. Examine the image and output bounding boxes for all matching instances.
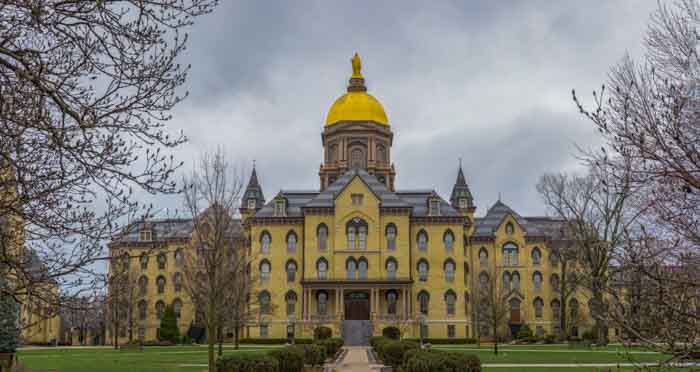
[344,291,370,320]
[343,291,372,345]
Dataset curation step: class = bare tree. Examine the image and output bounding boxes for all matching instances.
[0,0,218,324]
[537,165,640,345]
[572,0,700,354]
[105,252,140,348]
[180,149,249,372]
[549,233,582,340]
[476,268,511,355]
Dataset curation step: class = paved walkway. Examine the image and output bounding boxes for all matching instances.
[336,346,377,372]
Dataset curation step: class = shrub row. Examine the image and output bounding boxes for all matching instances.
[238,338,313,345]
[370,337,480,372]
[315,338,344,358]
[218,338,344,372]
[402,338,477,345]
[217,354,279,372]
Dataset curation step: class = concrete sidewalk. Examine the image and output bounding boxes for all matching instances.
[335,346,377,372]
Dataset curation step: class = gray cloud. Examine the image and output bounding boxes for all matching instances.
[142,0,659,218]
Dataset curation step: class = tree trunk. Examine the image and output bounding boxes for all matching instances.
[591,282,608,345]
[217,327,223,356]
[560,260,567,340]
[207,322,216,372]
[234,325,240,350]
[493,322,498,355]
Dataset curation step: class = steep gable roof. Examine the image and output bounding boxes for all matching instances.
[305,169,410,208]
[473,200,542,237]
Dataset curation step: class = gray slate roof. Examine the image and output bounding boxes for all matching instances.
[255,191,319,218]
[395,191,461,217]
[113,218,243,243]
[473,200,545,237]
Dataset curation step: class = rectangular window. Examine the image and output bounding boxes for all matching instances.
[447,325,455,338]
[429,200,440,216]
[459,198,468,209]
[351,194,364,206]
[287,302,295,316]
[274,201,285,217]
[139,230,152,242]
[248,199,256,209]
[260,325,268,338]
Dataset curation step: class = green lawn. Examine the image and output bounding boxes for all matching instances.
[17,345,278,372]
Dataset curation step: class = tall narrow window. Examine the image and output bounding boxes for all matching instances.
[444,259,456,283]
[418,291,430,315]
[156,276,166,294]
[463,262,469,285]
[350,148,365,169]
[286,260,297,282]
[505,222,514,235]
[347,226,356,249]
[386,224,397,251]
[550,273,560,292]
[502,243,518,266]
[569,299,579,320]
[140,254,149,270]
[479,248,488,267]
[531,247,541,265]
[173,272,183,292]
[502,271,512,291]
[533,271,543,291]
[274,200,286,217]
[286,291,297,316]
[447,325,456,338]
[429,199,441,216]
[358,226,367,250]
[157,253,167,270]
[261,232,271,254]
[172,299,182,320]
[417,259,429,282]
[387,291,398,315]
[479,272,489,291]
[138,276,148,296]
[317,258,328,280]
[317,291,328,315]
[443,230,455,251]
[386,258,397,280]
[534,297,544,318]
[155,301,165,319]
[417,230,428,251]
[174,249,184,267]
[260,260,271,283]
[259,291,271,314]
[551,299,561,321]
[445,290,456,315]
[346,258,357,280]
[138,300,147,320]
[512,271,521,291]
[317,224,328,251]
[358,258,368,279]
[286,231,297,254]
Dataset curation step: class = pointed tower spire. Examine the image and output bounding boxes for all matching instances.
[450,161,475,212]
[242,163,265,212]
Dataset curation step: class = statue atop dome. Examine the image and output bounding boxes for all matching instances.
[351,52,362,78]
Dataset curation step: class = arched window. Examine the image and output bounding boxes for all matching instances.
[550,273,560,292]
[444,259,456,283]
[259,291,271,314]
[463,262,469,285]
[512,271,521,291]
[479,248,488,267]
[531,247,541,265]
[358,226,367,250]
[260,231,271,254]
[464,292,470,314]
[347,226,356,249]
[317,258,328,279]
[174,249,184,267]
[286,260,298,282]
[385,224,397,251]
[444,290,457,315]
[510,298,521,323]
[138,275,148,296]
[173,299,183,319]
[533,271,543,291]
[376,145,387,164]
[417,259,429,282]
[417,230,428,251]
[386,290,398,314]
[317,224,328,251]
[138,300,147,320]
[386,258,397,280]
[260,260,271,282]
[317,291,328,315]
[443,230,455,251]
[502,271,512,291]
[358,258,368,279]
[346,258,357,280]
[479,271,489,291]
[534,297,544,318]
[286,231,297,253]
[286,291,297,316]
[569,298,579,320]
[157,253,167,270]
[155,301,165,319]
[551,299,561,321]
[418,291,430,315]
[173,272,183,292]
[502,242,518,266]
[328,144,337,162]
[550,251,560,266]
[506,222,514,235]
[156,276,166,294]
[350,148,365,169]
[140,254,149,270]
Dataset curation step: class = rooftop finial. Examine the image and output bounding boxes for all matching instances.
[253,159,256,169]
[498,192,502,201]
[347,53,367,92]
[351,52,362,78]
[459,157,462,168]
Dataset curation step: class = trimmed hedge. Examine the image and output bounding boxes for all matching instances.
[403,349,481,372]
[315,338,343,358]
[516,324,533,340]
[403,338,477,345]
[269,347,304,372]
[217,354,279,372]
[313,326,332,340]
[293,338,313,345]
[239,338,290,344]
[293,344,326,366]
[382,326,401,340]
[376,339,419,368]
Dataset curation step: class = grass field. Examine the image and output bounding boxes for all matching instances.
[15,343,692,372]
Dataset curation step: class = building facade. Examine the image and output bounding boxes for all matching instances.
[107,54,594,344]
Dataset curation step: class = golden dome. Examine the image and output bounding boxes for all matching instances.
[325,53,389,126]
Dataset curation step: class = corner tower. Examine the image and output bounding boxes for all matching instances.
[240,165,265,222]
[319,53,396,191]
[450,162,476,221]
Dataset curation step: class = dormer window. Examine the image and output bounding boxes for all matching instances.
[459,198,468,209]
[506,222,514,235]
[351,194,364,206]
[429,199,441,216]
[274,199,286,217]
[139,229,152,242]
[248,199,256,209]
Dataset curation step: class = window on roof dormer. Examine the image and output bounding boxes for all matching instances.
[429,199,440,216]
[139,229,152,242]
[459,198,468,209]
[248,199,256,209]
[274,200,286,217]
[351,194,364,206]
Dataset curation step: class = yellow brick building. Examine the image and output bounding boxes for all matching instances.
[107,54,594,345]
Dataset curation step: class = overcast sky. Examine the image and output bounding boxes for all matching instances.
[147,1,659,218]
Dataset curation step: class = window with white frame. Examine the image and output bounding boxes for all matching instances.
[260,260,271,282]
[417,230,428,251]
[287,231,297,253]
[443,230,454,251]
[317,258,328,279]
[417,259,429,282]
[444,259,456,283]
[260,232,271,254]
[386,224,397,250]
[386,258,397,280]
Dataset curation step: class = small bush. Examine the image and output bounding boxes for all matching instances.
[369,336,387,349]
[313,326,332,340]
[403,349,481,372]
[403,338,476,345]
[181,335,193,344]
[379,340,419,368]
[142,340,175,346]
[293,344,326,366]
[382,326,401,340]
[516,324,533,340]
[315,337,343,358]
[158,305,180,343]
[216,354,278,372]
[239,338,290,344]
[293,338,313,345]
[544,334,557,344]
[270,346,305,372]
[582,330,595,341]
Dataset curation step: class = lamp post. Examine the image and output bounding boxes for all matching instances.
[417,314,426,348]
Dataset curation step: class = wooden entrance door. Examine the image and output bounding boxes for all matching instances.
[344,292,370,320]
